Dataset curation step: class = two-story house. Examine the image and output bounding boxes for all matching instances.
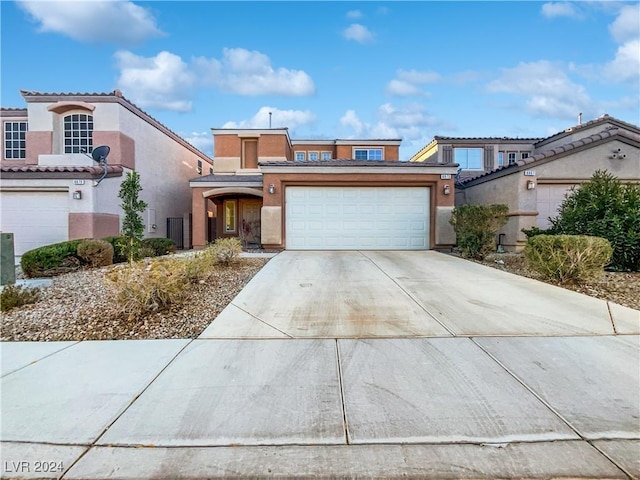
[0,90,213,256]
[410,114,640,251]
[190,128,458,251]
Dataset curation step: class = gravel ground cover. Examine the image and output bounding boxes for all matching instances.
[1,257,269,342]
[478,253,639,311]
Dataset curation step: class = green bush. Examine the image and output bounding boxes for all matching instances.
[210,237,243,266]
[102,236,128,264]
[524,234,612,285]
[105,258,189,317]
[183,248,216,283]
[77,239,114,268]
[521,226,552,239]
[549,170,640,271]
[20,239,85,278]
[0,284,40,312]
[450,204,509,259]
[141,238,177,257]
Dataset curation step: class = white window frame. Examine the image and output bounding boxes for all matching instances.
[353,147,383,160]
[453,147,483,170]
[508,152,517,165]
[197,160,203,175]
[4,121,27,159]
[321,151,332,160]
[63,113,93,154]
[308,151,319,161]
[295,151,306,161]
[521,152,529,159]
[224,199,237,233]
[497,151,504,167]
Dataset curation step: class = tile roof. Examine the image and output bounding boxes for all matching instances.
[1,165,124,175]
[259,159,455,167]
[433,135,543,142]
[537,114,640,146]
[190,174,263,183]
[459,127,640,185]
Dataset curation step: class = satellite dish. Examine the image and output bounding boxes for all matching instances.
[91,145,110,163]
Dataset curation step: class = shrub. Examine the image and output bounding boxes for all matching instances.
[524,234,613,285]
[183,248,216,283]
[450,204,509,259]
[141,238,177,257]
[105,258,188,317]
[0,284,40,312]
[77,239,114,268]
[549,170,640,271]
[118,171,148,263]
[210,237,243,266]
[20,239,85,278]
[521,226,552,239]
[102,236,128,264]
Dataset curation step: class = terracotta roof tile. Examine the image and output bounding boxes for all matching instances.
[1,165,123,175]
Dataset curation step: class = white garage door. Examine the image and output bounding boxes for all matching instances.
[0,191,69,255]
[536,184,574,229]
[286,186,430,250]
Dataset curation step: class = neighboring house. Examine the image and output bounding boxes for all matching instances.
[411,114,640,251]
[190,128,458,250]
[0,90,212,256]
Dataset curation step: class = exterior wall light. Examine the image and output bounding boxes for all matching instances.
[73,190,82,200]
[527,180,536,190]
[268,184,276,194]
[443,184,451,195]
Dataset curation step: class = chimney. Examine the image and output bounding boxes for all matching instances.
[578,112,582,125]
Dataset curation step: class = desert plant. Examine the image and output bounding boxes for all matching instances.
[549,170,640,271]
[105,258,188,318]
[183,248,217,283]
[77,239,114,268]
[0,284,40,312]
[450,204,509,259]
[524,234,613,284]
[118,171,148,263]
[210,237,243,266]
[102,236,128,264]
[141,238,177,257]
[20,239,85,278]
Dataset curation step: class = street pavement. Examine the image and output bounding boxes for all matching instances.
[2,251,639,479]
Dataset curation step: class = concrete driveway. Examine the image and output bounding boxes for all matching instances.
[200,250,639,338]
[2,251,639,479]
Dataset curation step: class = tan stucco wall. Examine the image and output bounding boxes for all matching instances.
[214,157,241,173]
[261,206,282,245]
[69,212,120,240]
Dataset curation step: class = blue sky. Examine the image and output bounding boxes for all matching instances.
[2,1,638,160]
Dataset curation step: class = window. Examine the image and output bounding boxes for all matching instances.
[453,148,483,170]
[354,148,383,160]
[508,152,517,165]
[63,113,93,153]
[308,151,319,161]
[224,200,236,233]
[321,151,332,160]
[497,152,504,166]
[295,151,305,161]
[209,167,214,175]
[197,160,203,175]
[521,152,529,159]
[4,121,27,159]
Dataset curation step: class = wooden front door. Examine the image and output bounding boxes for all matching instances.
[240,199,262,246]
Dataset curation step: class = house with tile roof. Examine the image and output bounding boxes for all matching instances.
[190,128,458,250]
[411,114,640,251]
[1,90,213,256]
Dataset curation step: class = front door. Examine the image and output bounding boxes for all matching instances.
[241,199,262,246]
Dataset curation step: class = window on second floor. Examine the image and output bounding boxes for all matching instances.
[453,147,483,170]
[197,160,203,175]
[64,113,93,154]
[497,152,504,167]
[295,151,305,161]
[308,151,319,161]
[4,121,27,159]
[508,152,517,165]
[354,148,383,160]
[521,152,530,159]
[321,151,332,160]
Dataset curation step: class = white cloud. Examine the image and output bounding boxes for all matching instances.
[609,4,639,43]
[343,23,374,44]
[115,51,195,112]
[541,2,582,19]
[397,69,441,84]
[182,132,213,156]
[604,39,640,84]
[346,10,362,19]
[487,61,593,118]
[222,106,316,130]
[339,110,365,136]
[194,48,315,96]
[386,69,440,97]
[16,0,162,46]
[115,48,315,111]
[386,80,425,97]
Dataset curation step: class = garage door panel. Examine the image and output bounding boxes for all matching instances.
[536,185,573,229]
[1,191,69,255]
[285,187,429,250]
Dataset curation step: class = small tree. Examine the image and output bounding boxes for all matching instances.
[450,204,509,259]
[118,171,148,263]
[549,170,640,271]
